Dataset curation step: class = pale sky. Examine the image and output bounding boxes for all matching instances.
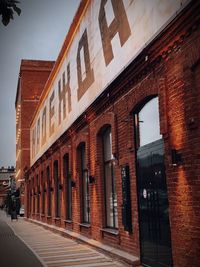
[0,0,80,167]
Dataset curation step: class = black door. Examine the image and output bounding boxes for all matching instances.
[137,139,172,267]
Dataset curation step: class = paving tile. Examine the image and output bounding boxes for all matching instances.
[0,212,126,267]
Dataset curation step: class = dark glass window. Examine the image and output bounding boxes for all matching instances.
[37,175,40,213]
[102,127,118,228]
[135,97,162,147]
[54,161,60,218]
[63,154,72,220]
[29,183,31,215]
[78,143,90,223]
[32,178,35,214]
[33,190,35,213]
[30,179,33,214]
[41,171,45,214]
[47,167,51,216]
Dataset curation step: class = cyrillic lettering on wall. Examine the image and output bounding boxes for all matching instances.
[99,0,131,66]
[32,128,36,159]
[58,79,65,125]
[49,90,55,136]
[42,106,46,146]
[65,64,72,113]
[58,64,72,125]
[77,29,94,100]
[36,118,40,153]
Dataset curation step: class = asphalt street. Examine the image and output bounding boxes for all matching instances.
[0,214,43,267]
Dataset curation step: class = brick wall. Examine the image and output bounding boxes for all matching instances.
[164,26,200,266]
[16,60,54,209]
[27,3,200,267]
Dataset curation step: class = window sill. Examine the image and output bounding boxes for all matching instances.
[41,213,45,217]
[100,228,119,236]
[54,217,61,221]
[64,219,72,224]
[79,223,91,228]
[46,215,52,218]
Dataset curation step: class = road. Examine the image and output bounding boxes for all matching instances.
[0,212,43,267]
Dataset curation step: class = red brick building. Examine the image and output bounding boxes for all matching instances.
[0,167,15,206]
[15,60,54,203]
[24,1,200,266]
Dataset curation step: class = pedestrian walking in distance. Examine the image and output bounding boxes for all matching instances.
[11,200,18,221]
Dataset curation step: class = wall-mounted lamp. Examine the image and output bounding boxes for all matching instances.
[89,175,95,184]
[38,191,41,195]
[71,180,76,188]
[59,184,63,190]
[50,187,54,192]
[112,152,118,161]
[171,149,182,166]
[43,188,46,193]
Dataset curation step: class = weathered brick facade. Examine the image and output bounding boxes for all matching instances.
[24,1,200,266]
[15,60,54,203]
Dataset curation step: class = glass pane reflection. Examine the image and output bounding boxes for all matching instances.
[138,97,162,147]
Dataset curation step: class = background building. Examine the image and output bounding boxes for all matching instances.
[20,1,200,266]
[0,166,15,206]
[15,60,55,205]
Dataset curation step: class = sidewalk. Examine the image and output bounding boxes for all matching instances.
[25,219,140,267]
[0,211,131,267]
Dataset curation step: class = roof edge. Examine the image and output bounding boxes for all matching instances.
[30,0,89,127]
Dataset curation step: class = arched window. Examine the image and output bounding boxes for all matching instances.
[135,96,172,266]
[102,126,118,228]
[77,143,90,223]
[36,174,40,213]
[54,161,60,218]
[30,178,33,215]
[33,187,35,214]
[135,97,162,148]
[32,177,35,214]
[46,166,51,216]
[41,171,45,214]
[28,180,31,216]
[63,154,72,220]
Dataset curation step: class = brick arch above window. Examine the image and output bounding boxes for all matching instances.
[76,141,87,170]
[90,112,117,157]
[51,153,60,168]
[53,160,59,175]
[127,78,159,115]
[73,128,89,170]
[126,72,168,136]
[51,150,61,164]
[60,141,71,159]
[130,94,158,115]
[73,128,89,150]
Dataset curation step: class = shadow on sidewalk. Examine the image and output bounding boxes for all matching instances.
[0,212,43,267]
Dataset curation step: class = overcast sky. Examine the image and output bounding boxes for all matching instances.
[0,0,80,168]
